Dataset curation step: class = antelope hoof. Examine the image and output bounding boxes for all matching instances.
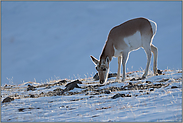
[115,78,121,82]
[122,78,125,82]
[141,75,146,79]
[100,80,105,84]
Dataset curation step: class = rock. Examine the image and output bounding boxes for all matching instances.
[130,78,136,81]
[125,94,131,97]
[65,80,82,86]
[111,93,125,99]
[111,94,121,99]
[92,115,99,118]
[96,106,111,110]
[44,86,51,89]
[27,84,36,91]
[18,107,40,112]
[53,88,64,92]
[18,108,25,112]
[178,70,182,73]
[158,78,169,82]
[7,118,11,121]
[128,82,133,86]
[70,99,80,101]
[137,77,143,80]
[146,81,151,84]
[59,106,65,108]
[55,80,67,85]
[36,84,50,88]
[3,84,13,89]
[23,95,30,98]
[2,97,14,103]
[157,69,163,74]
[171,86,178,89]
[48,101,54,103]
[108,73,117,78]
[93,73,117,81]
[130,77,143,81]
[150,88,154,91]
[56,92,63,96]
[104,90,111,94]
[52,88,64,95]
[64,80,82,91]
[153,83,163,88]
[91,92,100,95]
[29,94,35,98]
[89,96,94,98]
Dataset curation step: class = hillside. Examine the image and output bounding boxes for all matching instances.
[1,69,182,122]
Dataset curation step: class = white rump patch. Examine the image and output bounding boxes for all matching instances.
[113,45,122,57]
[149,19,157,35]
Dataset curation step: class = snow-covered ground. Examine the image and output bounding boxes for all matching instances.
[1,1,182,85]
[1,69,182,122]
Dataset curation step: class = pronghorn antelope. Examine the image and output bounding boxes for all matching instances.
[90,17,158,84]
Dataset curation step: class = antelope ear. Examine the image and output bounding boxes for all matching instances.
[90,55,99,65]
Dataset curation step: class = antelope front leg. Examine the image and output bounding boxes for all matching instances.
[116,56,122,81]
[122,52,129,81]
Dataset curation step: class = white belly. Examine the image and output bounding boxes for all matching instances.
[113,46,122,57]
[123,31,142,51]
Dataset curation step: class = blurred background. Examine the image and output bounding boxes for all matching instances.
[1,1,182,85]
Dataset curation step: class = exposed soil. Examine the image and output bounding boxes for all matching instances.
[1,70,182,104]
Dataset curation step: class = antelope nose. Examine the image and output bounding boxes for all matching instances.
[100,80,104,84]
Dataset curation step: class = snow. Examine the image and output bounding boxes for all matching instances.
[1,1,182,85]
[1,70,182,122]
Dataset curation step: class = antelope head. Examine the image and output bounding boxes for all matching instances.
[90,55,110,84]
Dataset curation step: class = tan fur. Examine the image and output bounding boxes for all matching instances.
[101,17,153,61]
